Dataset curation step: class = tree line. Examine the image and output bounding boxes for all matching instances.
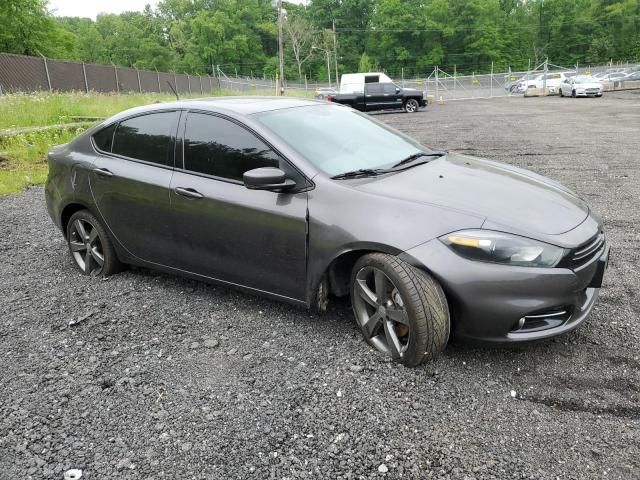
[1,0,639,81]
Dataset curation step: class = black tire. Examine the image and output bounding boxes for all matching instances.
[559,88,564,97]
[350,253,450,367]
[404,98,420,113]
[66,210,122,277]
[571,89,576,98]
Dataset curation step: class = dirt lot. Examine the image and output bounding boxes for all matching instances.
[1,92,639,479]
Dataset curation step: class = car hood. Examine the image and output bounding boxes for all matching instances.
[355,154,589,236]
[573,82,603,89]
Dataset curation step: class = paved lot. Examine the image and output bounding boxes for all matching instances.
[1,92,639,479]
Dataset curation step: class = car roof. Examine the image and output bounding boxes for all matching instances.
[107,96,325,123]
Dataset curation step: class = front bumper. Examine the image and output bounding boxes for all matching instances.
[400,234,608,343]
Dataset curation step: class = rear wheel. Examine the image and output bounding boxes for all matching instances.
[66,210,122,277]
[559,88,564,97]
[350,253,449,367]
[404,98,419,113]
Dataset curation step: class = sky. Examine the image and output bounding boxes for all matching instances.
[48,0,160,19]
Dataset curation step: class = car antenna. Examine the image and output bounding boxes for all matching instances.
[167,81,180,101]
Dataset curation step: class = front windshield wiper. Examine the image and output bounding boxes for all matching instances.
[392,151,446,168]
[331,168,387,180]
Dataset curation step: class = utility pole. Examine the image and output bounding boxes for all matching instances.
[332,20,339,87]
[277,0,285,96]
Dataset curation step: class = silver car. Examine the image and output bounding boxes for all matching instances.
[558,76,603,97]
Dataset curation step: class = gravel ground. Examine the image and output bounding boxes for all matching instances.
[1,91,639,479]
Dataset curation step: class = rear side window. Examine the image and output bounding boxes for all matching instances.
[112,111,178,166]
[183,112,279,181]
[365,84,383,94]
[92,124,116,152]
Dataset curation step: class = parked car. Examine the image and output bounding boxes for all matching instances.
[329,82,426,113]
[558,76,603,97]
[623,71,640,81]
[314,87,338,99]
[596,72,626,83]
[524,71,576,94]
[505,73,537,93]
[45,98,609,367]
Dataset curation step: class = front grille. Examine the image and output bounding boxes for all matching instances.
[586,88,600,93]
[561,231,605,269]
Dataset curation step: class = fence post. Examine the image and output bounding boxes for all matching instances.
[136,69,142,93]
[38,52,52,92]
[156,68,161,92]
[490,61,494,97]
[112,63,119,93]
[453,64,456,94]
[187,74,191,94]
[199,75,203,94]
[435,66,439,102]
[82,62,89,93]
[173,72,177,91]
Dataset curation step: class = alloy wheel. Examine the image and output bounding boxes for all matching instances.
[352,266,411,359]
[68,219,105,275]
[405,99,418,113]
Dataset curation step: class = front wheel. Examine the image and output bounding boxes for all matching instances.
[559,88,564,97]
[571,89,576,98]
[404,98,420,113]
[350,253,450,367]
[66,210,122,277]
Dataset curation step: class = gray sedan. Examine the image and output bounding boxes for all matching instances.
[45,97,609,367]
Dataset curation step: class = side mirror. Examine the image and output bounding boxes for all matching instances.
[243,167,296,192]
[396,87,401,93]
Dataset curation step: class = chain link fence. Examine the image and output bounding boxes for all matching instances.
[0,52,220,95]
[2,52,638,100]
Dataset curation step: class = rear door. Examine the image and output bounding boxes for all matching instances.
[90,110,180,263]
[364,83,385,111]
[167,111,309,301]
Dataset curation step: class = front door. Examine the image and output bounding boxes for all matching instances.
[364,83,385,111]
[90,110,180,264]
[382,83,404,109]
[167,111,308,301]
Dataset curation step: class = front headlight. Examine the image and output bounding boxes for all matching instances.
[439,230,566,267]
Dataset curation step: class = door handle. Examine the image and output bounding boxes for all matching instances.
[174,187,204,199]
[94,167,113,177]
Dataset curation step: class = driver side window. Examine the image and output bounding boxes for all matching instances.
[183,112,280,182]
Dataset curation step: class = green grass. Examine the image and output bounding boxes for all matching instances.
[0,89,315,196]
[0,127,82,196]
[0,91,205,129]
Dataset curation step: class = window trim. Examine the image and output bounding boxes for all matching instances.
[178,109,312,190]
[90,109,181,171]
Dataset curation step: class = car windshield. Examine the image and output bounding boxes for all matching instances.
[573,77,596,84]
[254,104,428,176]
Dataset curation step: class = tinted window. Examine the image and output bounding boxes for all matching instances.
[92,124,116,152]
[112,112,177,165]
[366,84,383,94]
[383,83,397,94]
[183,113,280,181]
